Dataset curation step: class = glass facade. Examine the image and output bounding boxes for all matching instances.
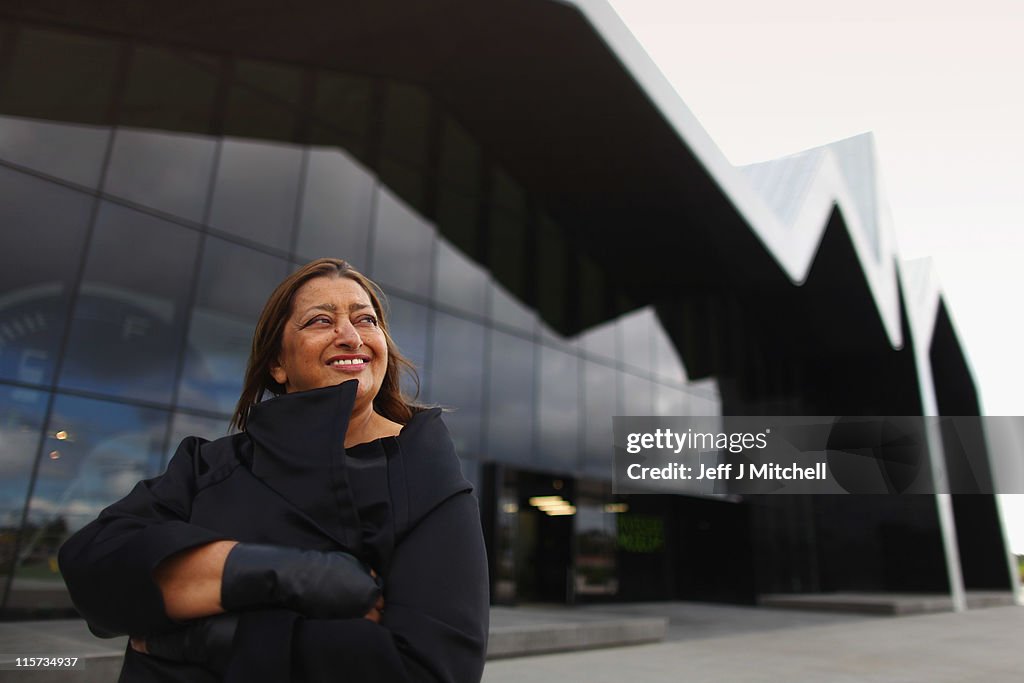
[0,21,721,616]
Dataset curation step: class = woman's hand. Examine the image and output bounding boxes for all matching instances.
[129,613,239,674]
[364,591,385,623]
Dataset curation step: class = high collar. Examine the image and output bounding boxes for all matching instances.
[245,381,360,549]
[242,381,465,558]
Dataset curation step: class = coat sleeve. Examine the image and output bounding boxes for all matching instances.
[58,436,230,637]
[231,490,489,683]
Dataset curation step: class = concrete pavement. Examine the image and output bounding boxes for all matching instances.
[483,603,1024,683]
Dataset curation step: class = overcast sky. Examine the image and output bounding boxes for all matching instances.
[604,0,1024,554]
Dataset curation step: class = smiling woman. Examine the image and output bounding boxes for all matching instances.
[58,258,490,683]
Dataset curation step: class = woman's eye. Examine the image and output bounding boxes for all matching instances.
[356,315,378,326]
[303,316,332,327]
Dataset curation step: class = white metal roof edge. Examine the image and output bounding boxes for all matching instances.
[569,0,924,352]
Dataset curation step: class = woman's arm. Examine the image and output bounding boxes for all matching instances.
[153,540,238,621]
[59,436,231,636]
[238,490,489,683]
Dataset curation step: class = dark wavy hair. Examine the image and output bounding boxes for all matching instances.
[230,258,420,432]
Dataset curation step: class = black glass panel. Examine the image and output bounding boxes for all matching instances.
[0,27,118,125]
[294,148,374,266]
[486,328,535,465]
[310,71,371,159]
[537,344,580,470]
[224,59,303,141]
[0,168,93,386]
[438,117,480,194]
[59,202,200,404]
[536,215,567,330]
[178,239,289,414]
[104,129,217,223]
[427,311,484,456]
[435,187,480,260]
[488,210,526,302]
[0,115,109,188]
[208,139,303,251]
[380,83,430,167]
[120,46,220,134]
[370,188,435,296]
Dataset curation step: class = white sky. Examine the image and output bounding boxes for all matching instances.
[605,0,1024,555]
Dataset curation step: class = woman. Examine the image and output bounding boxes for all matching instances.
[59,258,490,682]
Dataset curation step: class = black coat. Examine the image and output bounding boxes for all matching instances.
[59,381,489,682]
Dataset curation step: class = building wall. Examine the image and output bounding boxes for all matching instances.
[0,22,719,616]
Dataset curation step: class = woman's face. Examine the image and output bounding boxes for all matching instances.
[270,275,388,411]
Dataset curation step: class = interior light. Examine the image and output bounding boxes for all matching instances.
[529,496,563,506]
[49,450,61,460]
[54,430,69,441]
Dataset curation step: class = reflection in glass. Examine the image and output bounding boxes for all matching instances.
[385,295,430,400]
[582,361,618,478]
[654,382,687,417]
[428,311,484,456]
[178,239,289,414]
[434,238,488,316]
[0,115,109,188]
[371,188,435,295]
[208,139,303,251]
[486,328,535,465]
[0,384,46,540]
[573,482,619,598]
[104,129,217,222]
[537,345,580,470]
[295,148,374,266]
[622,373,653,416]
[688,379,723,416]
[490,280,537,333]
[165,412,230,469]
[619,307,656,375]
[578,318,618,363]
[0,167,93,386]
[60,203,200,404]
[8,394,168,612]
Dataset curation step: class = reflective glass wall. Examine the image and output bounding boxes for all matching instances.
[0,21,720,616]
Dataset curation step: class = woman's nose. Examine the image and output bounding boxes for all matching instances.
[333,321,363,349]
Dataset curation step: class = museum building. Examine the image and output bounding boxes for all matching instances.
[0,0,1014,617]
